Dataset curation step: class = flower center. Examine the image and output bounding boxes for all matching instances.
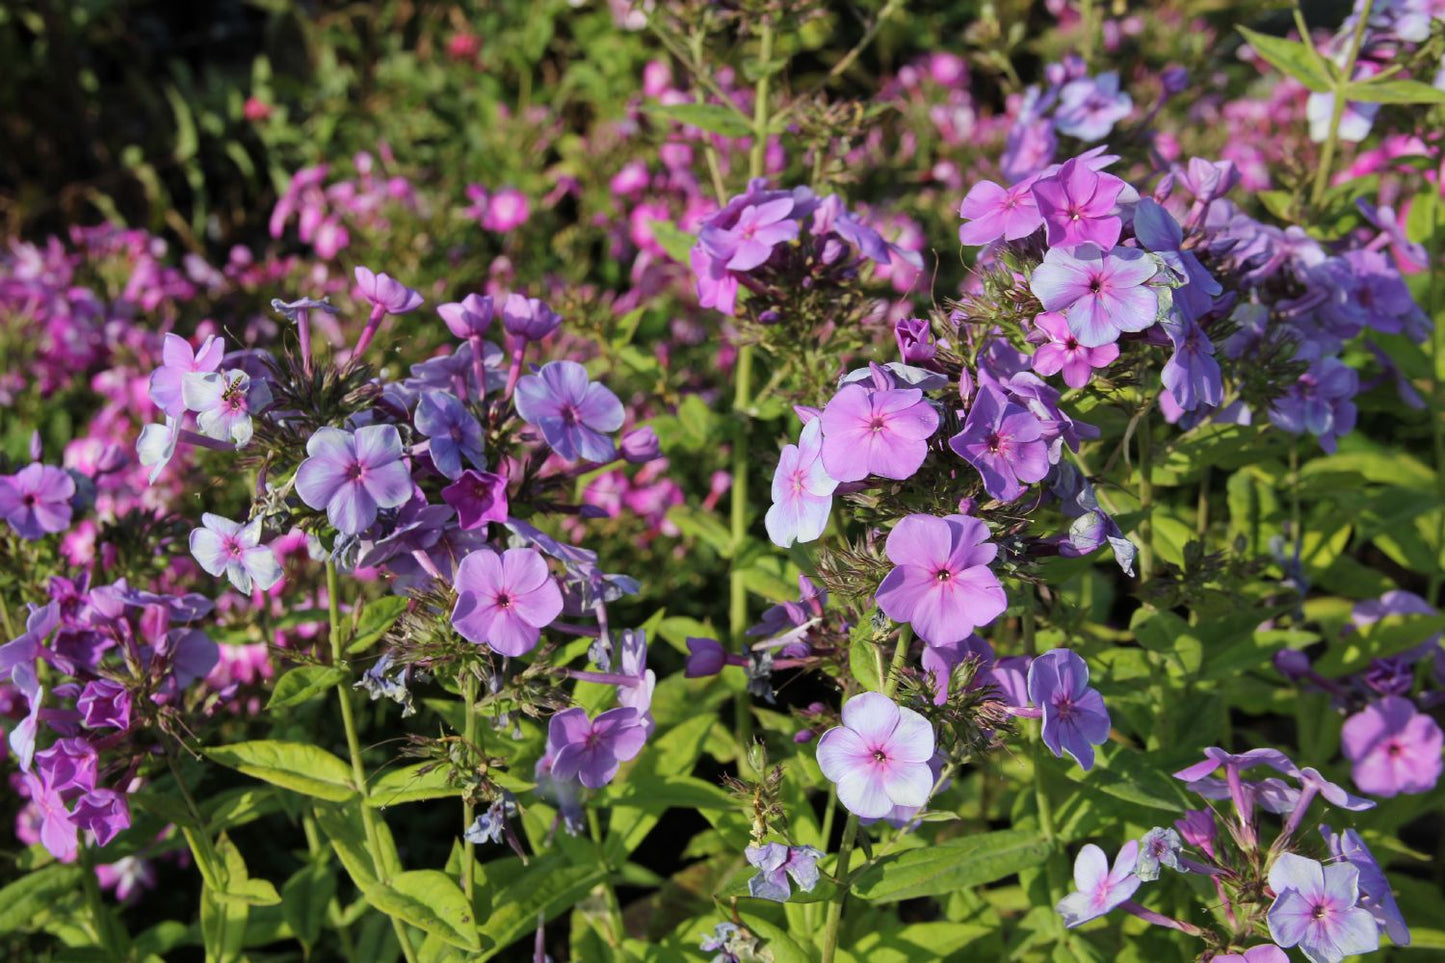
[561,405,580,426]
[935,568,952,582]
[346,462,367,482]
[986,431,1003,453]
[868,415,887,433]
[495,592,514,609]
[872,749,888,763]
[1312,901,1330,921]
[1386,740,1404,758]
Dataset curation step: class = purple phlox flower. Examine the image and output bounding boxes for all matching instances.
[700,921,742,963]
[546,706,648,789]
[180,369,272,447]
[1161,318,1223,412]
[189,513,283,594]
[875,513,1006,646]
[685,637,736,678]
[136,417,181,484]
[437,293,495,339]
[149,333,224,417]
[1136,827,1183,881]
[501,294,563,343]
[620,426,662,463]
[1027,649,1111,770]
[1002,116,1057,184]
[356,652,416,716]
[1030,158,1126,249]
[451,548,563,657]
[1320,824,1410,947]
[950,385,1050,502]
[515,361,624,463]
[442,469,510,531]
[464,793,518,845]
[415,390,485,480]
[957,179,1043,245]
[295,425,413,535]
[1174,808,1217,859]
[72,788,129,846]
[356,496,452,569]
[816,692,935,819]
[1357,199,1429,273]
[1056,841,1141,927]
[701,196,799,272]
[1030,310,1119,388]
[614,629,656,729]
[1362,656,1414,697]
[765,419,838,548]
[1053,72,1132,141]
[22,772,78,863]
[818,382,939,482]
[77,679,130,730]
[1213,947,1290,963]
[1267,853,1379,963]
[744,843,824,902]
[1134,198,1221,322]
[0,463,75,540]
[354,265,424,316]
[839,360,951,393]
[1283,767,1375,838]
[408,341,508,400]
[894,317,938,365]
[1031,243,1160,347]
[1344,247,1427,336]
[1341,695,1443,797]
[1268,357,1360,454]
[920,633,993,705]
[35,737,98,798]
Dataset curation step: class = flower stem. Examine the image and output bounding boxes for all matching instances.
[883,625,912,698]
[1309,0,1373,207]
[1426,192,1445,605]
[819,813,859,963]
[1136,406,1154,582]
[462,669,479,903]
[326,562,420,963]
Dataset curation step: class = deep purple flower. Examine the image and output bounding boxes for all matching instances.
[1174,808,1217,859]
[77,679,131,730]
[1031,159,1126,249]
[1320,824,1410,948]
[1056,841,1140,927]
[450,548,563,656]
[894,317,938,364]
[957,179,1043,246]
[1028,649,1111,770]
[1341,696,1443,797]
[1030,243,1159,347]
[1268,358,1359,454]
[818,383,939,482]
[1267,853,1379,963]
[295,425,413,535]
[950,385,1050,502]
[816,692,935,819]
[35,737,98,797]
[181,369,272,447]
[415,390,485,480]
[684,637,729,678]
[620,427,662,463]
[765,420,837,548]
[441,469,510,531]
[149,333,224,417]
[546,706,648,789]
[1161,319,1222,412]
[744,843,824,902]
[1031,311,1118,388]
[1053,72,1132,141]
[501,295,563,343]
[875,513,1006,646]
[515,361,624,463]
[71,789,130,846]
[189,514,283,594]
[0,463,75,540]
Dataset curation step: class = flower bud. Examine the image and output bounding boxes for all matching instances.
[621,426,661,463]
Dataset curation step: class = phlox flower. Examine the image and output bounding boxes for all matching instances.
[765,420,837,548]
[1030,310,1118,388]
[1030,243,1159,348]
[149,333,224,417]
[1027,649,1111,770]
[1213,947,1289,963]
[1030,158,1126,249]
[441,469,510,531]
[875,513,1006,646]
[0,463,75,540]
[501,295,563,343]
[816,692,935,819]
[1161,319,1223,412]
[189,513,284,594]
[1268,358,1358,454]
[1056,841,1140,927]
[77,679,131,731]
[414,390,485,480]
[515,361,624,463]
[136,417,180,484]
[744,843,823,902]
[818,383,939,482]
[1320,825,1410,947]
[1341,696,1443,797]
[546,706,648,789]
[22,772,77,863]
[1053,71,1132,141]
[450,548,563,656]
[437,293,494,339]
[1267,853,1379,963]
[354,265,424,316]
[957,179,1042,246]
[950,385,1050,502]
[181,369,272,447]
[295,425,413,535]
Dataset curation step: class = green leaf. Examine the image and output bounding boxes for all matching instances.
[474,857,607,959]
[851,829,1051,902]
[734,914,812,963]
[644,101,753,138]
[200,887,248,963]
[0,863,83,934]
[347,596,411,654]
[266,665,347,710]
[1313,614,1445,675]
[646,218,697,265]
[603,774,734,813]
[1342,77,1445,105]
[1237,27,1332,92]
[367,763,464,807]
[848,616,884,692]
[281,860,336,947]
[206,740,357,802]
[213,834,281,907]
[361,870,480,951]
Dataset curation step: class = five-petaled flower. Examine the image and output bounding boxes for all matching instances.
[295,425,413,536]
[816,692,936,819]
[450,548,563,656]
[875,513,1007,646]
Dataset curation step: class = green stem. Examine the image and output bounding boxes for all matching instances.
[587,808,625,945]
[1032,739,1072,946]
[0,591,14,640]
[819,813,859,963]
[79,847,124,959]
[462,670,478,903]
[1310,0,1373,207]
[326,562,419,963]
[1427,193,1445,604]
[748,21,775,183]
[1136,407,1154,582]
[882,625,912,698]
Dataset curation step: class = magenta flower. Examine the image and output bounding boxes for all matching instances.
[437,293,494,339]
[501,295,563,343]
[875,513,1006,646]
[1267,854,1379,963]
[949,385,1050,502]
[450,548,563,656]
[71,789,130,847]
[1030,310,1119,388]
[22,772,77,863]
[77,679,131,731]
[1030,243,1159,348]
[765,420,838,548]
[0,463,75,541]
[481,187,531,232]
[189,513,284,594]
[702,198,799,271]
[149,333,224,417]
[1031,159,1126,249]
[181,369,272,447]
[546,706,648,788]
[956,179,1042,246]
[295,425,413,535]
[1056,841,1140,927]
[1341,696,1443,797]
[816,692,935,819]
[441,469,510,531]
[354,265,424,316]
[819,383,939,482]
[515,361,625,463]
[1028,649,1111,770]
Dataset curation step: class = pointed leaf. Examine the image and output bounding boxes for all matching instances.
[206,740,357,801]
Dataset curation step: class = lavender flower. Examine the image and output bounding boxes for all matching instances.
[1053,71,1132,141]
[1031,159,1126,249]
[1030,243,1159,347]
[875,513,1007,646]
[181,369,272,447]
[744,843,824,902]
[546,706,648,789]
[1320,824,1410,948]
[816,692,936,819]
[1267,853,1379,963]
[514,361,624,463]
[765,420,837,548]
[819,383,939,482]
[1056,841,1140,927]
[148,333,224,417]
[1136,827,1182,881]
[0,463,75,540]
[1027,649,1111,770]
[950,385,1050,502]
[1030,311,1118,388]
[1341,696,1443,797]
[450,548,563,656]
[77,679,130,730]
[957,179,1042,246]
[414,390,485,480]
[189,514,284,594]
[1268,358,1359,454]
[295,426,413,536]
